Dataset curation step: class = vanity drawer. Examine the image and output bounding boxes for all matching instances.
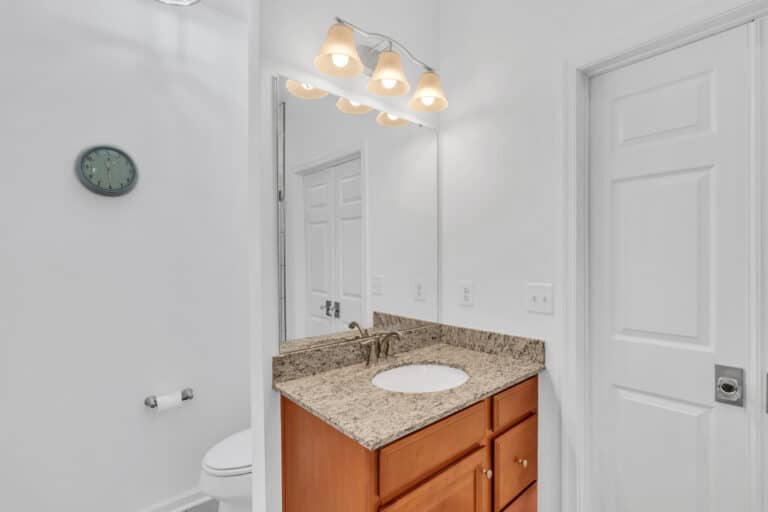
[493,414,537,511]
[379,401,488,504]
[380,447,491,512]
[492,376,538,432]
[502,483,537,512]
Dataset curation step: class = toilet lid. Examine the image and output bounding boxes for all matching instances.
[202,429,252,477]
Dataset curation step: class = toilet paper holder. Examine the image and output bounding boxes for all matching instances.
[144,388,194,409]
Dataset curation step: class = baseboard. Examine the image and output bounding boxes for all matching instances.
[138,488,212,512]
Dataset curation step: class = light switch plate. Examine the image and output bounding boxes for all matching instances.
[459,280,474,307]
[372,275,384,296]
[414,280,426,302]
[526,282,554,314]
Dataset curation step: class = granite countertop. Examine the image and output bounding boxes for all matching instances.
[274,342,544,450]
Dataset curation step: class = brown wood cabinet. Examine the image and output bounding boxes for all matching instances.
[493,415,538,511]
[380,448,491,512]
[281,375,539,512]
[502,483,537,512]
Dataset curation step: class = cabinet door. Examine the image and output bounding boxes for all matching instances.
[493,415,537,511]
[381,448,491,512]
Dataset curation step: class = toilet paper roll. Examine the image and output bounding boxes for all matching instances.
[155,391,183,411]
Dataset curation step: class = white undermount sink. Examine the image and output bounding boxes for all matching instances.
[372,364,469,393]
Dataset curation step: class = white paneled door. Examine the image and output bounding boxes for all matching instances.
[590,25,759,512]
[302,157,365,336]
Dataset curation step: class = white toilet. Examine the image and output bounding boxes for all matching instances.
[200,430,252,512]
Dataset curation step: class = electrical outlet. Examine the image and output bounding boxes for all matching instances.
[372,275,384,296]
[414,280,426,302]
[459,280,474,307]
[526,282,554,314]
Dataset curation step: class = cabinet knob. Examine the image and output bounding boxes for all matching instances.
[515,457,529,469]
[483,469,493,480]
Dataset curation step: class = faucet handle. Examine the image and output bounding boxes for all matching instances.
[360,339,378,367]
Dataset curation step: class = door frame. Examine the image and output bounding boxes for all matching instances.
[561,3,768,511]
[288,148,369,339]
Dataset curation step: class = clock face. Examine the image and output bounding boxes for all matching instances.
[77,146,137,196]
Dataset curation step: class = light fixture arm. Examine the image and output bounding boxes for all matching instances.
[334,17,436,73]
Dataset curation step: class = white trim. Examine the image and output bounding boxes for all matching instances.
[137,488,211,512]
[562,4,768,511]
[746,19,766,512]
[583,1,768,77]
[288,147,362,177]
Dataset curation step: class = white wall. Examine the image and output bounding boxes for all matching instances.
[281,89,439,340]
[0,1,251,510]
[437,1,757,511]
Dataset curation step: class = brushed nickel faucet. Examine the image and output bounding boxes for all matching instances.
[348,321,368,339]
[361,331,401,367]
[378,331,401,360]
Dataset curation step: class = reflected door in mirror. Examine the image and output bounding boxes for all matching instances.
[302,158,365,337]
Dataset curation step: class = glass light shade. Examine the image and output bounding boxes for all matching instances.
[376,111,409,127]
[285,80,329,100]
[314,23,364,78]
[368,51,410,96]
[408,71,448,112]
[336,97,372,115]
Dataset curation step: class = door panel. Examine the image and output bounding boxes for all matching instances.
[380,448,490,512]
[334,159,365,328]
[590,25,751,512]
[303,170,334,336]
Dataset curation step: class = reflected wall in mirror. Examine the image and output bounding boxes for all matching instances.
[275,76,439,351]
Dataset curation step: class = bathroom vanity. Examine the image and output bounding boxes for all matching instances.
[273,322,544,512]
[281,376,538,512]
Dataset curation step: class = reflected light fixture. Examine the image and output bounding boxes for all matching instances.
[376,112,409,127]
[368,50,410,97]
[336,98,372,115]
[408,71,448,112]
[314,23,364,78]
[285,80,329,100]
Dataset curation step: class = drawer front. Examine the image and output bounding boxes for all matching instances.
[502,483,537,512]
[380,448,491,512]
[379,401,488,503]
[492,376,538,432]
[493,414,538,512]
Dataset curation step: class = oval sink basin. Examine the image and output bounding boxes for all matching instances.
[372,364,469,393]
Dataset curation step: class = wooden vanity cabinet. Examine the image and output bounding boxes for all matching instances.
[281,375,538,512]
[493,415,538,511]
[380,448,491,512]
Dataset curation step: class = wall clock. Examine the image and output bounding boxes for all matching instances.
[76,146,138,196]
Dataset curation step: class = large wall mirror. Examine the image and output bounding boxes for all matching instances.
[274,75,439,352]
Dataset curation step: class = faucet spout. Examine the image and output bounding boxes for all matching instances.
[379,331,402,360]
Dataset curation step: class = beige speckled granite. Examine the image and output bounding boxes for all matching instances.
[441,324,546,363]
[273,324,440,383]
[372,311,436,330]
[275,343,544,450]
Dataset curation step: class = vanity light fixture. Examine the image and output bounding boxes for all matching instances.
[409,71,448,112]
[314,23,364,78]
[369,49,410,97]
[376,112,409,127]
[336,98,372,115]
[320,18,447,111]
[285,80,329,100]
